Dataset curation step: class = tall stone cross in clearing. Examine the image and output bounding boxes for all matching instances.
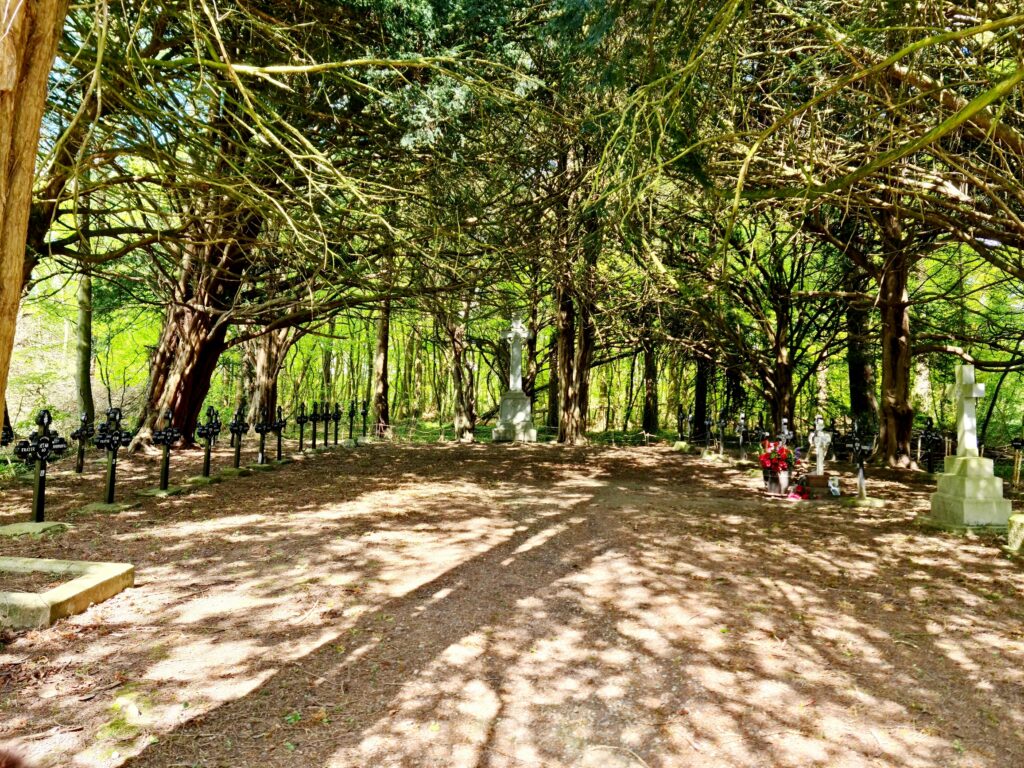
[503,318,529,393]
[953,364,985,457]
[493,317,538,443]
[922,363,1012,530]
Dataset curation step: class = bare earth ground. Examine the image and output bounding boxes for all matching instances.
[1,442,1023,768]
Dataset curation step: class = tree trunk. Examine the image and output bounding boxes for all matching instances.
[546,337,559,429]
[556,282,582,443]
[846,276,879,428]
[136,306,228,446]
[0,0,70,407]
[373,298,392,438]
[878,251,914,466]
[247,329,294,425]
[447,319,476,442]
[693,357,711,441]
[322,319,335,403]
[76,270,95,423]
[642,340,659,434]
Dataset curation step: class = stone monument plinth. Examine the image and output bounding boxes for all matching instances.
[920,364,1012,530]
[493,318,537,443]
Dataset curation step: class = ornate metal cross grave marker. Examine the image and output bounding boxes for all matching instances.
[296,402,308,451]
[196,406,221,477]
[254,408,272,465]
[228,406,249,469]
[1,423,13,447]
[361,400,369,438]
[274,406,287,460]
[14,410,68,522]
[703,418,713,450]
[95,408,133,504]
[70,414,94,473]
[310,402,320,449]
[332,403,342,445]
[151,410,181,491]
[348,400,356,440]
[323,401,330,446]
[922,417,943,474]
[1012,437,1024,488]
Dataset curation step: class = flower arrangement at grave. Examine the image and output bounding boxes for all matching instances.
[787,483,810,501]
[758,442,793,473]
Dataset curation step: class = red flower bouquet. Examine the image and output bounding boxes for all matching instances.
[758,441,792,472]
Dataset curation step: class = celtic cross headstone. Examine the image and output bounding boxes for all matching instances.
[151,410,181,490]
[310,402,320,449]
[95,408,132,504]
[296,402,308,451]
[70,413,94,473]
[273,405,287,461]
[14,410,68,522]
[228,406,249,469]
[196,406,221,477]
[254,407,272,465]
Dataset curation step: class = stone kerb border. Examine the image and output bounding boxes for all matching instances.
[0,556,135,629]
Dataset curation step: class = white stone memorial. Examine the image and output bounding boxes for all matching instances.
[492,318,538,443]
[806,414,833,491]
[922,364,1012,530]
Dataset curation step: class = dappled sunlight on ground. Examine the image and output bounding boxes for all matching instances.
[1,443,1023,767]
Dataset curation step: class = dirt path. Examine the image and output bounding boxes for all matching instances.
[1,444,1023,767]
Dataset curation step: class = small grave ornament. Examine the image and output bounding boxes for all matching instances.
[14,409,69,522]
[95,408,133,504]
[228,406,249,469]
[296,402,309,451]
[151,410,181,491]
[310,402,320,449]
[70,413,94,473]
[273,405,287,460]
[196,406,221,477]
[254,407,272,465]
[332,403,342,445]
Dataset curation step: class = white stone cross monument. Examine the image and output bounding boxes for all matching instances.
[492,318,538,443]
[922,364,1012,529]
[812,414,831,476]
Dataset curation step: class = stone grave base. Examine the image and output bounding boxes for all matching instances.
[137,486,185,498]
[78,502,138,515]
[921,455,1011,531]
[493,390,537,443]
[0,522,69,538]
[187,475,222,487]
[218,467,252,479]
[1003,514,1024,555]
[805,473,831,490]
[0,556,134,629]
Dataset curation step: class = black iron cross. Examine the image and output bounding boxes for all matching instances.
[14,409,68,522]
[310,402,321,449]
[228,406,249,469]
[361,400,368,438]
[322,401,330,446]
[921,417,943,473]
[152,410,181,490]
[70,414,94,473]
[273,405,286,461]
[1,423,12,447]
[254,407,272,465]
[348,400,356,440]
[95,408,133,504]
[332,403,342,445]
[196,406,221,477]
[703,418,713,449]
[296,402,308,451]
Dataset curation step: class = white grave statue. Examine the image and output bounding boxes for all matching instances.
[492,318,538,443]
[812,414,831,476]
[923,364,1012,529]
